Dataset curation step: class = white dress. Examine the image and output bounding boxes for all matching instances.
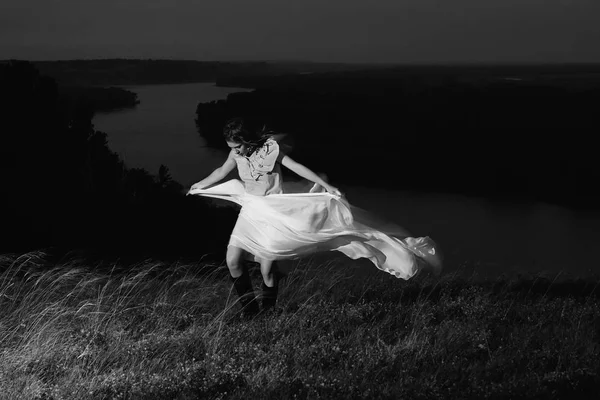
[189,140,441,280]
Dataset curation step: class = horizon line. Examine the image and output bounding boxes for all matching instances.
[2,58,600,67]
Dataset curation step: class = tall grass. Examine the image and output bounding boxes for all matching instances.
[1,251,599,399]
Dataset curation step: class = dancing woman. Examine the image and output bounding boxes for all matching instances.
[189,118,440,316]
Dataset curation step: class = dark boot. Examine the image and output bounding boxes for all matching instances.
[231,269,259,318]
[260,281,279,313]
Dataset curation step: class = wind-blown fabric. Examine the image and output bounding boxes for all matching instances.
[188,179,441,279]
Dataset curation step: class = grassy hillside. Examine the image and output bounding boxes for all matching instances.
[1,251,598,399]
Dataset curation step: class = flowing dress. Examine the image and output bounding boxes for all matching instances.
[188,139,441,279]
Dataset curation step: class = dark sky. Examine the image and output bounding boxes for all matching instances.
[2,0,599,63]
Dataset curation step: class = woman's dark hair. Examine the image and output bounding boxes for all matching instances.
[223,118,272,155]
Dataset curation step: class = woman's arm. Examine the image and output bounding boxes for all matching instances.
[190,152,236,190]
[281,155,341,196]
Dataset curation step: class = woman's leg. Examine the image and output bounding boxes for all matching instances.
[259,258,276,287]
[259,258,279,311]
[227,245,259,316]
[226,245,245,278]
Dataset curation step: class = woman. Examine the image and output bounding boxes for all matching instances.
[189,118,440,316]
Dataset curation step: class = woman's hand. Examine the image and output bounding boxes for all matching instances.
[279,155,342,197]
[189,155,236,194]
[323,184,342,197]
[190,182,206,191]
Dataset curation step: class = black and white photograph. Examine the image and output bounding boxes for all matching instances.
[1,1,599,398]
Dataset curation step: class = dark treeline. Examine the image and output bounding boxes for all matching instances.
[30,59,368,87]
[215,63,600,90]
[197,65,600,209]
[59,86,140,113]
[0,61,235,258]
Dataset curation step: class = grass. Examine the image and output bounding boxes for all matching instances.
[0,250,599,399]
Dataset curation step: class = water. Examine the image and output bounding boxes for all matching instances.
[94,82,251,186]
[93,82,600,278]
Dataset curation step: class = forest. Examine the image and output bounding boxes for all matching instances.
[198,64,600,209]
[0,60,233,257]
